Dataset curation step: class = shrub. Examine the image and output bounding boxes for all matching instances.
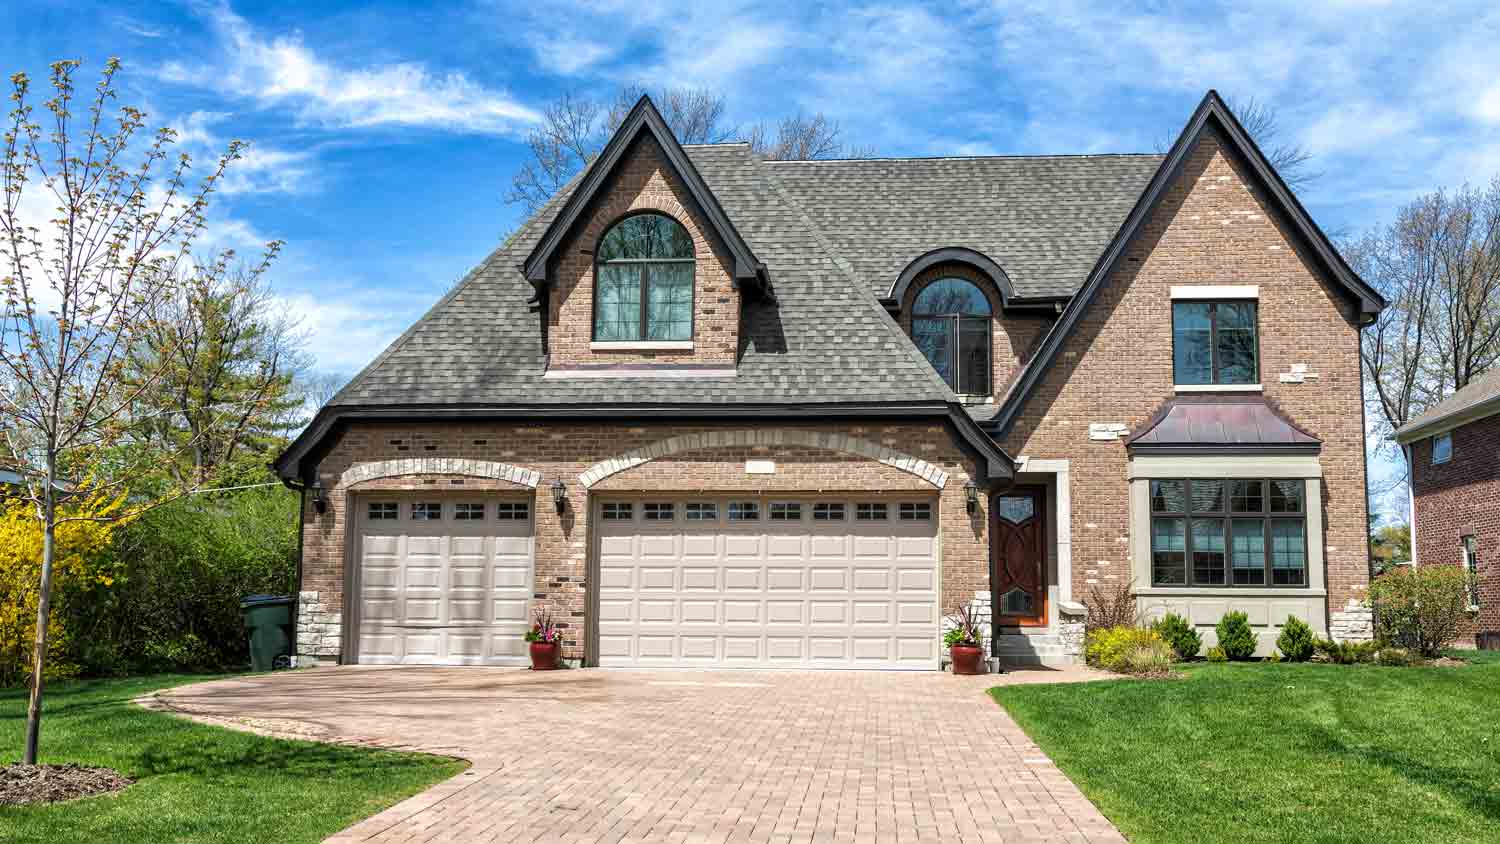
[1084,579,1139,633]
[1151,613,1202,660]
[1086,626,1165,672]
[1370,565,1474,657]
[1206,645,1228,663]
[1215,611,1257,661]
[1314,638,1378,665]
[1119,640,1177,677]
[1377,646,1418,667]
[1276,616,1317,662]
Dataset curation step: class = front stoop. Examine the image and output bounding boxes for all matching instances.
[993,633,1078,667]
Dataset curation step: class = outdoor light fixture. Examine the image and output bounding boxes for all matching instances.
[310,478,327,515]
[551,479,567,513]
[964,480,979,515]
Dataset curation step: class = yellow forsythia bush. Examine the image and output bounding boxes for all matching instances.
[0,492,125,686]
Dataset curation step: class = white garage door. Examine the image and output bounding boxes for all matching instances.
[356,497,534,665]
[596,497,940,670]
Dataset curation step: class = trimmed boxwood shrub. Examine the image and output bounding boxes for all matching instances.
[1276,616,1316,662]
[1216,611,1257,661]
[1151,613,1202,661]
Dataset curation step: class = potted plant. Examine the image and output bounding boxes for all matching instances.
[944,604,985,675]
[525,609,562,670]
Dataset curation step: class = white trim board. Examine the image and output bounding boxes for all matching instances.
[1170,285,1259,300]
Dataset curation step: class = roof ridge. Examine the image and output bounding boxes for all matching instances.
[764,152,1164,164]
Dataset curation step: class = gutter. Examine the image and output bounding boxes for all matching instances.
[1393,392,1500,444]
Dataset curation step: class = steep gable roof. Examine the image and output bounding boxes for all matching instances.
[983,90,1387,437]
[522,95,766,295]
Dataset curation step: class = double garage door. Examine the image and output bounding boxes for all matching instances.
[353,495,940,670]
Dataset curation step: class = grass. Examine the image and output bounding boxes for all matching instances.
[991,651,1500,843]
[1,675,466,844]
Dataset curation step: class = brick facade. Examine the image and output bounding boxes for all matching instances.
[1410,413,1500,643]
[999,127,1371,617]
[549,135,740,368]
[300,421,986,662]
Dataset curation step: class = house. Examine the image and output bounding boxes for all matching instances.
[274,91,1384,669]
[1394,368,1500,649]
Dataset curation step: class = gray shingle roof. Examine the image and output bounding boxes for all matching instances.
[331,144,957,408]
[1394,367,1500,441]
[764,154,1163,300]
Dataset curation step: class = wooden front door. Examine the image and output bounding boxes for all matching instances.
[992,488,1046,628]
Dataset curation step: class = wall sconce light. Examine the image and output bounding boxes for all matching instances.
[964,480,979,515]
[310,478,327,515]
[551,479,567,513]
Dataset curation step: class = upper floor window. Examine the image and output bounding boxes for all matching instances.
[594,213,695,342]
[1172,301,1258,385]
[1432,433,1453,464]
[911,278,991,395]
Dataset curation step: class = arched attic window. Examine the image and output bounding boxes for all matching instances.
[911,278,991,395]
[594,213,695,341]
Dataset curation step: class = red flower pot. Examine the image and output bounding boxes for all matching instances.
[950,645,984,675]
[529,641,560,670]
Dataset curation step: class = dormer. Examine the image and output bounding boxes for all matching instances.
[524,97,766,375]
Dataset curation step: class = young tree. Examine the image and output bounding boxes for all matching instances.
[505,86,871,213]
[1,59,276,763]
[1353,179,1500,473]
[125,257,309,487]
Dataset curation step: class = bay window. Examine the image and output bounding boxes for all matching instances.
[1150,478,1306,587]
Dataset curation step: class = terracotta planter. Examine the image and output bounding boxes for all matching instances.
[950,644,984,675]
[529,641,560,670]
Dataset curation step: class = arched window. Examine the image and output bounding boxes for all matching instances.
[594,213,695,341]
[911,277,992,395]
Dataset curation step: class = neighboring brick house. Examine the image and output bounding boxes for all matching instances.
[1395,368,1500,648]
[275,91,1385,669]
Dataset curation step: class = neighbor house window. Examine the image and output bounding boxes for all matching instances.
[1172,301,1258,385]
[1432,433,1453,464]
[911,277,991,395]
[594,213,694,341]
[1464,536,1480,608]
[1150,478,1305,587]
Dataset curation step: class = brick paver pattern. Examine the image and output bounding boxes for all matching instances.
[158,667,1124,844]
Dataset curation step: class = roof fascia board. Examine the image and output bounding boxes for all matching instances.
[521,96,764,290]
[987,90,1384,439]
[274,401,1014,483]
[1393,392,1500,443]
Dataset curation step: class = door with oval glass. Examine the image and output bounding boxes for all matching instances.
[992,488,1046,627]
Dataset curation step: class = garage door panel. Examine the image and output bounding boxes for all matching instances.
[595,497,939,670]
[356,499,534,667]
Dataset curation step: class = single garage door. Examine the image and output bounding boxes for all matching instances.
[355,496,534,665]
[596,497,940,669]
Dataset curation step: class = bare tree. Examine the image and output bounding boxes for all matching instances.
[1354,178,1500,475]
[1225,95,1318,190]
[298,370,349,411]
[505,87,872,213]
[0,59,275,763]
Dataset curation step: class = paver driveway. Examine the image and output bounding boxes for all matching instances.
[157,667,1123,844]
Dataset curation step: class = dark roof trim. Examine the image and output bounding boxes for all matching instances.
[522,95,765,294]
[274,401,1015,485]
[986,90,1387,439]
[884,247,1019,311]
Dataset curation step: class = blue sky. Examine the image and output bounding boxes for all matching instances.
[7,0,1498,519]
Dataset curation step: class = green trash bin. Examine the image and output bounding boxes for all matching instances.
[241,594,293,671]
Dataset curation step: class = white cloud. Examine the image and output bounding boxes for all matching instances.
[171,110,317,196]
[277,291,417,373]
[160,2,540,135]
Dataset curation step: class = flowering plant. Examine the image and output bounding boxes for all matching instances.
[524,609,562,644]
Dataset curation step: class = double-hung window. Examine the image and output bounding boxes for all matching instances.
[1172,301,1258,385]
[1150,478,1306,587]
[594,213,695,342]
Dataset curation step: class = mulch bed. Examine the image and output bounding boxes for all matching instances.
[0,763,132,806]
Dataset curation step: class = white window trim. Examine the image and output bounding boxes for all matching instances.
[590,340,694,351]
[1175,383,1264,393]
[1432,432,1453,464]
[1170,285,1259,300]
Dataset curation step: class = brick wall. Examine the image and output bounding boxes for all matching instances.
[549,135,740,367]
[1000,126,1371,615]
[897,262,1054,401]
[1410,412,1500,641]
[301,420,985,662]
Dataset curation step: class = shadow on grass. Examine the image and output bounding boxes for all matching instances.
[131,736,448,784]
[1309,723,1500,823]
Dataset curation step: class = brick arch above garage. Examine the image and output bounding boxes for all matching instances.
[339,458,542,489]
[578,429,949,490]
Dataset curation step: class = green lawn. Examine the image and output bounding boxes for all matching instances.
[991,651,1500,843]
[2,676,466,843]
